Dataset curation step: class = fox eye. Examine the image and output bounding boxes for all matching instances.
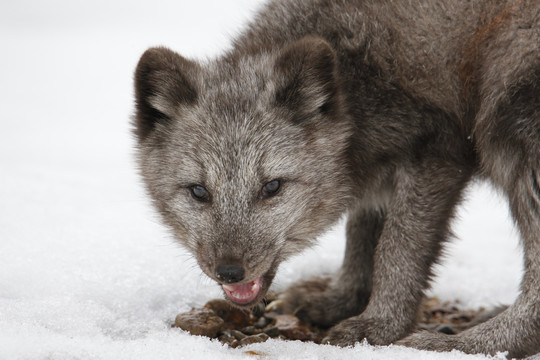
[190,185,210,202]
[260,180,281,199]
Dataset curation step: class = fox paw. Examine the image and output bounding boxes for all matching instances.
[323,315,399,346]
[275,276,369,327]
[397,331,464,352]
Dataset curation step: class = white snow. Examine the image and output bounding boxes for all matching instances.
[0,0,529,359]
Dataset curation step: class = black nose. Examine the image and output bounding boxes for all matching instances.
[215,264,245,284]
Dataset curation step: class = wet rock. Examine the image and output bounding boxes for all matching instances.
[173,307,224,338]
[256,333,270,341]
[218,330,236,344]
[273,314,318,341]
[416,297,487,334]
[237,334,268,347]
[416,323,440,332]
[205,299,252,328]
[230,329,248,340]
[437,325,456,335]
[448,312,473,323]
[254,316,269,329]
[238,336,264,346]
[263,326,280,338]
[241,326,261,335]
[251,302,266,319]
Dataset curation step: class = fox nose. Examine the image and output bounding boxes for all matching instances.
[215,264,245,284]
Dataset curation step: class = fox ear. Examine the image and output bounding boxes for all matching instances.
[134,47,199,141]
[274,37,340,119]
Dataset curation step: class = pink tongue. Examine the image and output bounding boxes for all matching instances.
[222,277,262,304]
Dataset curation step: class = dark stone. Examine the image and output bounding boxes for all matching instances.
[263,326,280,337]
[205,299,252,328]
[437,325,456,335]
[254,316,269,329]
[230,329,248,340]
[241,326,261,335]
[218,330,236,344]
[173,307,224,338]
[273,314,318,341]
[238,334,266,346]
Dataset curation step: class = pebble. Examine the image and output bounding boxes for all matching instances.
[218,330,236,344]
[263,326,280,338]
[251,302,266,318]
[437,325,456,335]
[237,334,268,347]
[257,333,270,341]
[205,299,252,328]
[173,307,224,338]
[254,316,269,329]
[273,314,318,341]
[241,326,261,335]
[231,329,248,340]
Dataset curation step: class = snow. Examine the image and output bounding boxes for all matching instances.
[0,0,529,359]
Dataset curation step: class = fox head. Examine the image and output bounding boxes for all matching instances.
[134,37,352,306]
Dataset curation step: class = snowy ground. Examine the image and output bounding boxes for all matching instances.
[0,1,531,359]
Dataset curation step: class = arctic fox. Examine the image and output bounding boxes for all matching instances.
[133,0,540,357]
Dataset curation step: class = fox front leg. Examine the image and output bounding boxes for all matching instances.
[277,208,384,327]
[324,161,472,346]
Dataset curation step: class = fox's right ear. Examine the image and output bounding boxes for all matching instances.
[134,47,199,141]
[273,37,340,120]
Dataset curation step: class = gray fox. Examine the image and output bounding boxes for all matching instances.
[133,0,540,357]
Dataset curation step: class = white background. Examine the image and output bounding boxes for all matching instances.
[0,1,526,359]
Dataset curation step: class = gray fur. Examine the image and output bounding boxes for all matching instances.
[133,0,540,357]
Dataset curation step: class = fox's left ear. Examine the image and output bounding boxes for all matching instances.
[273,36,341,119]
[134,47,200,141]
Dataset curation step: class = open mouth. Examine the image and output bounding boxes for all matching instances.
[222,276,263,305]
